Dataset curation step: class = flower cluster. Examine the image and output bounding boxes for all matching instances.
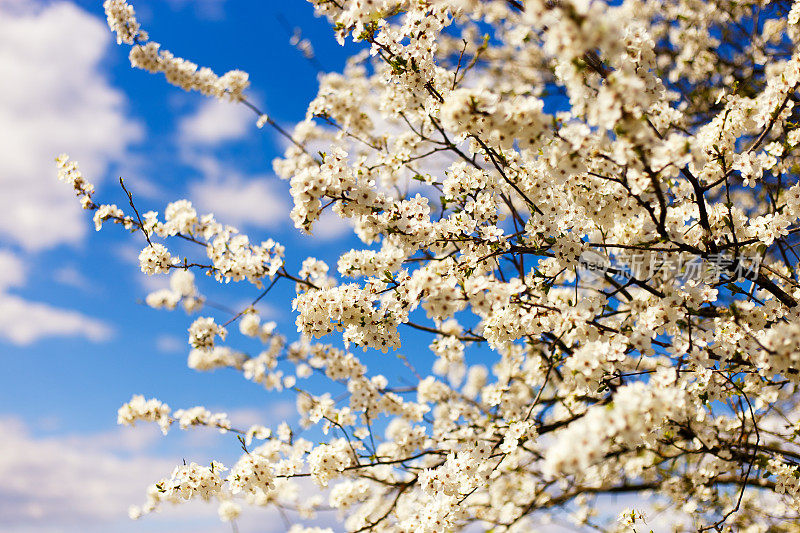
[117,395,171,435]
[56,154,95,208]
[188,317,226,350]
[145,270,201,312]
[103,0,145,45]
[173,406,231,432]
[158,461,225,501]
[228,453,275,495]
[103,0,249,100]
[138,243,178,275]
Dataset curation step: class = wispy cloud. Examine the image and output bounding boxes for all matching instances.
[155,334,185,354]
[0,293,113,346]
[189,173,288,229]
[0,416,178,529]
[0,248,113,346]
[0,416,272,533]
[0,413,325,533]
[178,99,254,145]
[166,0,228,21]
[52,265,91,290]
[0,250,26,292]
[175,100,290,232]
[305,208,353,242]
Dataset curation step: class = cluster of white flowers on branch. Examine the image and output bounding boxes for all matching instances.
[103,0,249,100]
[56,0,800,530]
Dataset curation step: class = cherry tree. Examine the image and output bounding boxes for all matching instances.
[58,0,800,530]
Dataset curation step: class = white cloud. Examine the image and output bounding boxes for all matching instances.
[176,101,289,232]
[307,208,353,241]
[189,174,288,229]
[227,402,297,429]
[0,248,113,346]
[166,48,299,238]
[61,424,166,456]
[0,415,324,533]
[176,89,289,235]
[52,265,91,289]
[115,241,145,266]
[155,334,185,354]
[0,294,113,346]
[0,249,26,291]
[0,416,176,529]
[112,242,173,293]
[167,0,227,20]
[138,271,171,293]
[0,2,142,251]
[247,299,280,320]
[179,99,253,145]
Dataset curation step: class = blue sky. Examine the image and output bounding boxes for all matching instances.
[0,1,379,530]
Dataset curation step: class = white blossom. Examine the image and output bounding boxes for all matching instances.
[138,243,177,275]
